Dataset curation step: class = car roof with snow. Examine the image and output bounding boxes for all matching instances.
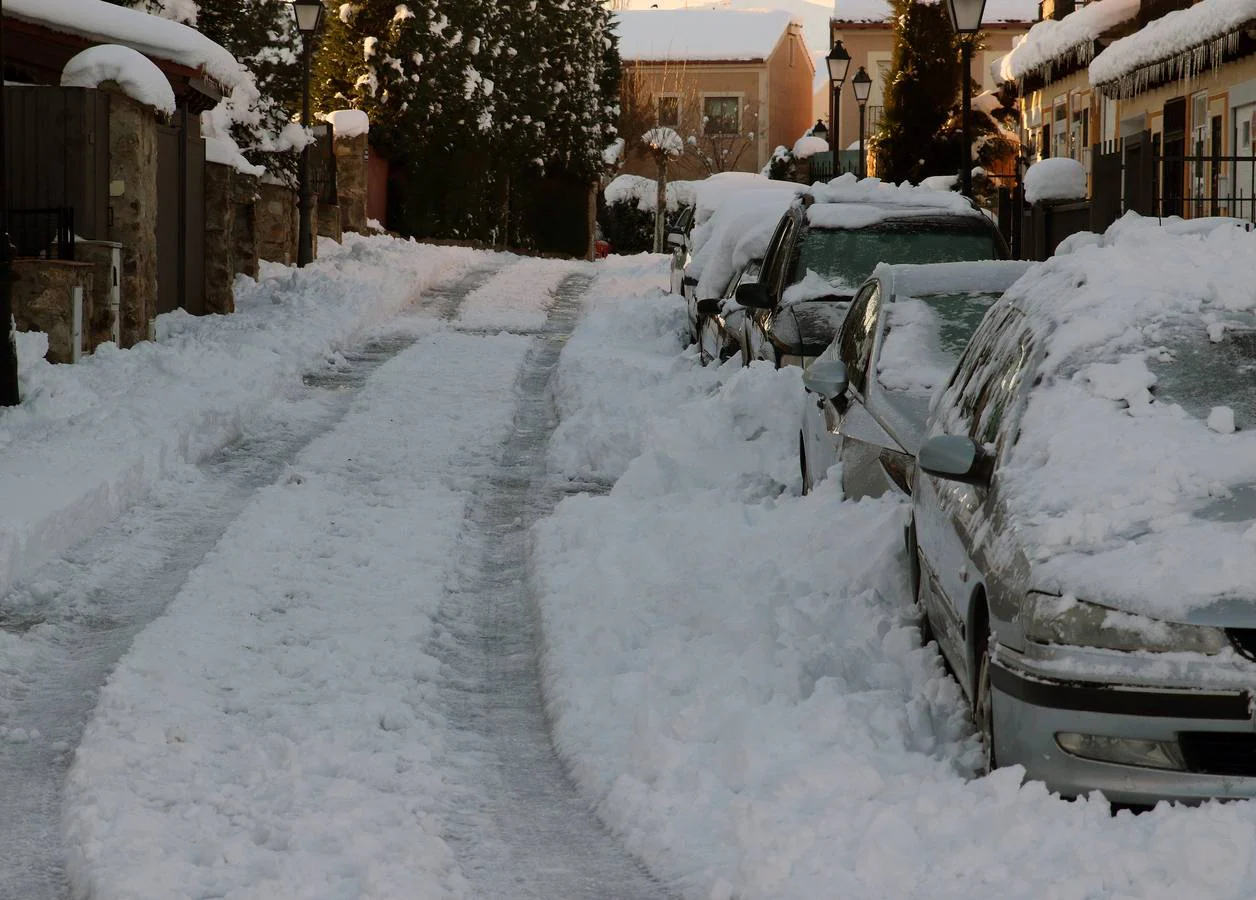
[956,215,1256,619]
[800,173,990,230]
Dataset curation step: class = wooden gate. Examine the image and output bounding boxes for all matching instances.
[155,108,207,316]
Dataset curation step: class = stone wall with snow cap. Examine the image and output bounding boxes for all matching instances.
[327,109,369,139]
[61,45,176,116]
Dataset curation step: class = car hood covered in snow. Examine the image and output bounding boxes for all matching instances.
[982,214,1256,621]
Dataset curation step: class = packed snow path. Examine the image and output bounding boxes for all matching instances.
[430,274,669,898]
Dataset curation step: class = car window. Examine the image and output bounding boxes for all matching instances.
[876,291,1001,396]
[836,281,881,396]
[790,221,1001,296]
[951,308,1033,451]
[762,215,798,301]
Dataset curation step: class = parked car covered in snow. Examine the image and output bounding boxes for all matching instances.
[667,203,696,302]
[697,259,761,365]
[737,175,1009,369]
[909,218,1256,805]
[799,259,1032,495]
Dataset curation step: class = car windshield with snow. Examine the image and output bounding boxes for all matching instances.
[738,176,1008,369]
[799,260,1032,496]
[909,218,1256,805]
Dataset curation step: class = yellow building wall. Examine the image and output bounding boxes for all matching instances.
[767,26,816,156]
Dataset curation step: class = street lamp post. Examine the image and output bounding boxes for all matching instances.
[291,0,325,268]
[945,0,987,197]
[852,66,871,179]
[0,0,17,407]
[825,40,851,156]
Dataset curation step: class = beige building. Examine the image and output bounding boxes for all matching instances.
[827,0,1036,162]
[614,8,815,179]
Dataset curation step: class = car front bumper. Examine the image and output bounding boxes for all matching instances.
[992,656,1256,805]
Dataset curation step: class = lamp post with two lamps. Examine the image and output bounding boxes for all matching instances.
[851,66,872,178]
[825,40,850,155]
[945,0,987,197]
[290,0,325,268]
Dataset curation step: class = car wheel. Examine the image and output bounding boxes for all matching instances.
[800,431,813,495]
[974,616,997,774]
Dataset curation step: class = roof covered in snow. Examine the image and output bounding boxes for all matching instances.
[992,0,1140,83]
[614,9,799,61]
[6,0,247,90]
[833,0,1037,24]
[1089,0,1256,92]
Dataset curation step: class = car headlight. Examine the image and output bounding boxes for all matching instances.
[1022,592,1230,654]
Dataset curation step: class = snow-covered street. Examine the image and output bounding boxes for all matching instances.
[7,235,1256,899]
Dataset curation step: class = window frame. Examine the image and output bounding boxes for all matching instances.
[702,94,742,136]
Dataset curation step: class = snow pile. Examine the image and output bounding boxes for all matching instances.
[325,108,370,138]
[919,174,959,192]
[688,184,802,299]
[1024,157,1088,204]
[614,8,798,61]
[642,126,684,157]
[602,137,626,167]
[972,214,1256,614]
[792,134,829,158]
[993,0,1140,83]
[693,171,797,222]
[604,173,700,212]
[810,172,982,217]
[1090,0,1256,90]
[60,44,175,115]
[0,236,485,600]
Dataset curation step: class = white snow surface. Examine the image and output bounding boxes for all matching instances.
[453,257,578,332]
[614,8,798,61]
[810,172,983,217]
[978,214,1256,615]
[1090,0,1256,86]
[1024,157,1088,204]
[688,184,801,299]
[60,44,176,115]
[993,0,1140,82]
[7,0,248,90]
[792,134,829,158]
[604,173,700,212]
[0,235,483,602]
[8,239,1256,898]
[325,109,370,138]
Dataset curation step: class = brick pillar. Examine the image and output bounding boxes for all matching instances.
[204,161,236,314]
[334,131,369,235]
[233,173,260,280]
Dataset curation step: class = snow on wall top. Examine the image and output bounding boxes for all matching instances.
[833,0,1037,24]
[614,9,798,61]
[1023,156,1088,203]
[326,109,370,138]
[7,0,248,90]
[61,44,176,115]
[992,0,1140,83]
[1089,0,1256,88]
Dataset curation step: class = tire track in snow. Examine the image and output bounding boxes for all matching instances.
[431,273,674,898]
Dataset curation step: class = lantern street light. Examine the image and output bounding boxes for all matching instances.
[946,0,987,197]
[810,119,827,143]
[291,0,325,267]
[825,39,851,153]
[851,66,872,178]
[0,0,17,406]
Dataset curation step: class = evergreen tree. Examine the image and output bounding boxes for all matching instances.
[871,0,963,184]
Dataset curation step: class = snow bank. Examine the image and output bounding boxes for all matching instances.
[1024,157,1088,204]
[604,173,700,213]
[994,0,1139,83]
[325,108,369,138]
[0,236,485,601]
[535,249,1256,900]
[614,8,797,61]
[60,44,176,115]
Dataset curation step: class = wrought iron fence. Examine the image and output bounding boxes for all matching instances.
[9,207,75,260]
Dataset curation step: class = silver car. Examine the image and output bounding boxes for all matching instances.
[912,293,1256,805]
[799,260,1031,496]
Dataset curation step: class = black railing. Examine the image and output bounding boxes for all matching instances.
[9,207,75,260]
[1154,153,1256,222]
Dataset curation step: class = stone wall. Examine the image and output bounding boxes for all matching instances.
[12,260,95,364]
[335,132,370,234]
[233,173,260,280]
[204,162,237,315]
[104,90,159,347]
[317,199,343,243]
[257,181,299,265]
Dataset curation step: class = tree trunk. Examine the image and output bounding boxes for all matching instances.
[653,153,668,253]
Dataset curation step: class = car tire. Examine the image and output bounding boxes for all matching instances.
[800,431,813,495]
[973,615,997,775]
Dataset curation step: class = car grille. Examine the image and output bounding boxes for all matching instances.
[1226,628,1256,661]
[1178,732,1256,777]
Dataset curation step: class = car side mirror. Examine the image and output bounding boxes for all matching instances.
[735,282,773,309]
[695,297,721,316]
[917,435,992,486]
[802,360,847,400]
[667,231,684,249]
